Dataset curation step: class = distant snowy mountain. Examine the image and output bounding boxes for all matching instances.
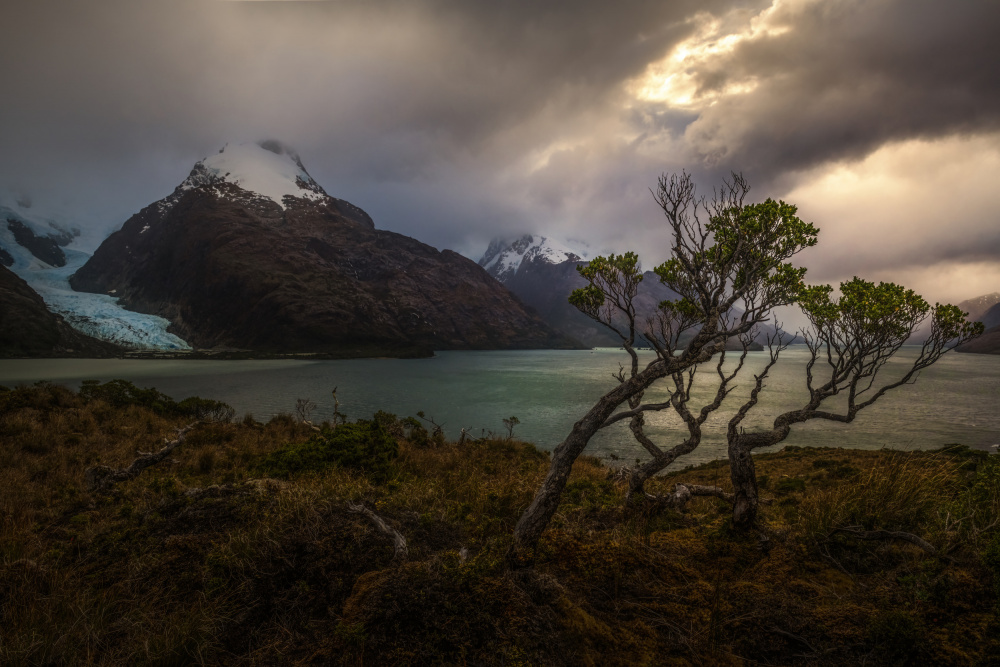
[477,234,665,347]
[957,292,1000,325]
[478,233,796,350]
[69,143,576,355]
[0,194,188,350]
[479,234,586,283]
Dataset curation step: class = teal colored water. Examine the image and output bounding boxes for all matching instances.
[1,347,997,468]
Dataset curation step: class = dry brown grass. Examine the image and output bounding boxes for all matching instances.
[1,382,998,665]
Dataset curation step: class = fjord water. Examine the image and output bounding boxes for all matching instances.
[2,347,997,468]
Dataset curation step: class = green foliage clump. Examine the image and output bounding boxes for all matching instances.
[257,419,398,479]
[402,417,430,447]
[569,252,642,320]
[78,379,234,421]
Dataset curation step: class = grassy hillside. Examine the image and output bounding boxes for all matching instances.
[1,381,998,665]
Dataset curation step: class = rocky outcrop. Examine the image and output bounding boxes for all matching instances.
[70,143,578,356]
[5,218,66,267]
[0,265,121,358]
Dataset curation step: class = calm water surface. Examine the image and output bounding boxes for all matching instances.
[1,348,997,468]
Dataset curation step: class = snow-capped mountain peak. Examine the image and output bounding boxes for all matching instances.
[174,141,328,210]
[479,234,585,283]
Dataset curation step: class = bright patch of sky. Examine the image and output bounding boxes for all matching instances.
[627,2,796,109]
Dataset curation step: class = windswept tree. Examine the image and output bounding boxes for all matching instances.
[509,172,819,565]
[723,278,983,529]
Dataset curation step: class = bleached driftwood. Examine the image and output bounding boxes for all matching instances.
[662,482,751,510]
[85,423,197,492]
[347,501,408,563]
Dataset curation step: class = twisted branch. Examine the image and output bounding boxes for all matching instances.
[85,423,197,492]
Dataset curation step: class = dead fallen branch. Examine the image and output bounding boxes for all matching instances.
[675,483,735,504]
[85,423,197,492]
[831,525,949,561]
[347,501,408,563]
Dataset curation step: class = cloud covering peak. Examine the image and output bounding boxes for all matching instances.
[2,0,999,304]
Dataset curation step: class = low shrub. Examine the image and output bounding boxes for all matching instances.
[256,419,399,479]
[867,609,924,663]
[78,379,234,422]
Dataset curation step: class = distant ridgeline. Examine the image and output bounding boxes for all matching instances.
[956,292,1000,354]
[478,234,796,350]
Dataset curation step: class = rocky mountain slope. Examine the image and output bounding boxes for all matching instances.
[973,301,1000,331]
[479,235,785,350]
[957,292,1000,325]
[0,265,120,358]
[956,291,1000,354]
[71,142,577,356]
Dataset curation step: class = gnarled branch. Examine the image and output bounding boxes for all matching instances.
[831,525,949,561]
[85,423,197,492]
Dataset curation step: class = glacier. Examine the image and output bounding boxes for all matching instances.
[0,197,190,350]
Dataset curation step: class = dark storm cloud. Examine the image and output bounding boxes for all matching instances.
[1,0,999,298]
[0,0,748,243]
[682,0,1000,183]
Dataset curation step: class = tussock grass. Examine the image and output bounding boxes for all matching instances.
[797,450,960,538]
[0,382,998,665]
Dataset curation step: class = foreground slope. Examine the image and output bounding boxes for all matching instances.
[71,142,577,356]
[0,265,120,357]
[2,382,998,665]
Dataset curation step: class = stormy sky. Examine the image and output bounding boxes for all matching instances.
[2,0,999,305]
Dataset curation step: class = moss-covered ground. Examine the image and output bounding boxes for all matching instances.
[1,381,998,665]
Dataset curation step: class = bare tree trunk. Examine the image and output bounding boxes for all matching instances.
[729,439,759,530]
[509,362,668,566]
[627,445,692,499]
[510,341,726,566]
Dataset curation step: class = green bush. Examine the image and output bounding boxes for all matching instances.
[79,379,175,412]
[402,416,430,448]
[177,396,236,422]
[257,419,399,479]
[78,379,234,421]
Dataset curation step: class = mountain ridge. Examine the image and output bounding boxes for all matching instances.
[70,143,580,356]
